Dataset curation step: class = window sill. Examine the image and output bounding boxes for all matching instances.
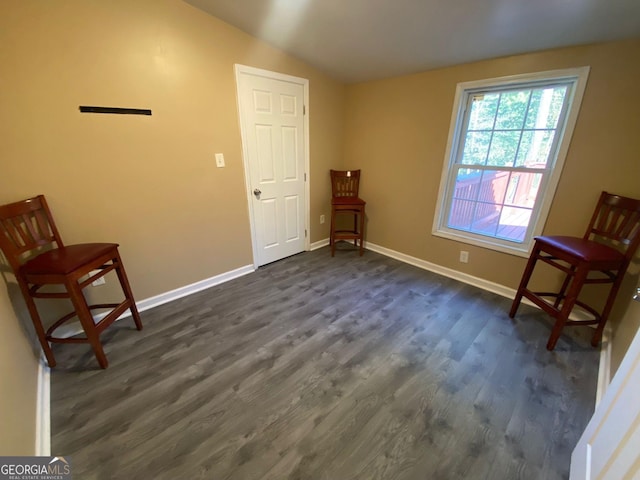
[432,228,532,258]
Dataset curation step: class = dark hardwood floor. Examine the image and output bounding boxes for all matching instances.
[50,247,598,479]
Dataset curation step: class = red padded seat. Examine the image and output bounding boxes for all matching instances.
[510,192,640,350]
[21,244,119,275]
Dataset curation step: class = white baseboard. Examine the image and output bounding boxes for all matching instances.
[310,238,330,251]
[364,241,517,299]
[595,326,612,407]
[35,358,50,456]
[132,264,255,315]
[55,264,256,338]
[365,241,596,320]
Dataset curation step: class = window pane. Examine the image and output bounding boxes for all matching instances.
[495,91,529,130]
[504,172,542,208]
[436,70,586,251]
[524,90,543,129]
[487,131,520,167]
[496,206,532,242]
[461,131,491,165]
[477,170,509,204]
[547,87,568,128]
[515,130,555,167]
[471,202,501,236]
[448,199,474,230]
[468,94,499,130]
[452,169,482,200]
[524,86,567,129]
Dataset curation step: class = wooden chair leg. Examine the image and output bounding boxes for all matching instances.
[113,251,143,331]
[358,208,365,256]
[330,207,336,257]
[67,280,108,369]
[547,264,588,351]
[554,265,576,309]
[353,212,358,247]
[19,280,57,367]
[329,208,335,247]
[509,245,540,318]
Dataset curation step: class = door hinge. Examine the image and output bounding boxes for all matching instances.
[305,229,307,238]
[304,173,307,181]
[303,105,306,115]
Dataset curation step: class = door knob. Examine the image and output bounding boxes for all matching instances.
[253,188,262,197]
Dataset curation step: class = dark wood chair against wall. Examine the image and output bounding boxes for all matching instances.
[0,195,142,368]
[330,170,366,256]
[510,191,640,350]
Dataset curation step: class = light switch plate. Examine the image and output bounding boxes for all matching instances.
[215,153,225,167]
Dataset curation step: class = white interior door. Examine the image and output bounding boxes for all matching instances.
[570,319,640,479]
[236,65,309,267]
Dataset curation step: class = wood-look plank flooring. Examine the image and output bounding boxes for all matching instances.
[50,247,598,480]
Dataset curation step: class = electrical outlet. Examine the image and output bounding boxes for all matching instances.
[459,251,469,263]
[320,214,325,224]
[90,270,106,287]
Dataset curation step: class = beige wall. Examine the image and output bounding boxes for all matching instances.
[0,285,39,454]
[343,39,640,368]
[0,0,345,302]
[0,0,345,454]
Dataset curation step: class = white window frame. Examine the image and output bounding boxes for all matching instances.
[432,67,590,257]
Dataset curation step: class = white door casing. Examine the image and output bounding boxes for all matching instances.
[570,319,640,479]
[235,65,309,267]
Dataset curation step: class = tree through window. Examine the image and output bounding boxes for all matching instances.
[433,68,589,255]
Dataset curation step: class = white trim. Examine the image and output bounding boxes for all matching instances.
[310,238,330,251]
[56,264,255,338]
[432,66,591,256]
[131,265,254,315]
[432,229,531,258]
[365,241,597,321]
[596,326,612,407]
[35,358,50,456]
[570,321,640,479]
[234,64,311,269]
[365,241,515,298]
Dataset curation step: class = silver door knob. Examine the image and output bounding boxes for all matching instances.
[253,188,262,197]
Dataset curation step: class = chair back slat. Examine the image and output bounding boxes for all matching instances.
[20,213,46,246]
[31,209,52,243]
[617,211,640,240]
[0,195,62,272]
[330,170,361,198]
[587,191,640,260]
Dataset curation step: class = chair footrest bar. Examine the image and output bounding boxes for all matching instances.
[46,303,120,338]
[525,290,602,324]
[95,300,133,333]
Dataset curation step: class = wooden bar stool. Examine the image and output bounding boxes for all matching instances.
[330,169,366,256]
[509,191,640,350]
[0,195,143,368]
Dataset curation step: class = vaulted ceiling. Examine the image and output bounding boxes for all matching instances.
[185,0,640,83]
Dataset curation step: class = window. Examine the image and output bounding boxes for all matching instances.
[433,68,590,256]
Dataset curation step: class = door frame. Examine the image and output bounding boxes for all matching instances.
[570,318,640,479]
[234,64,310,269]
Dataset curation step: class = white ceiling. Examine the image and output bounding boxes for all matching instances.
[185,0,640,83]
